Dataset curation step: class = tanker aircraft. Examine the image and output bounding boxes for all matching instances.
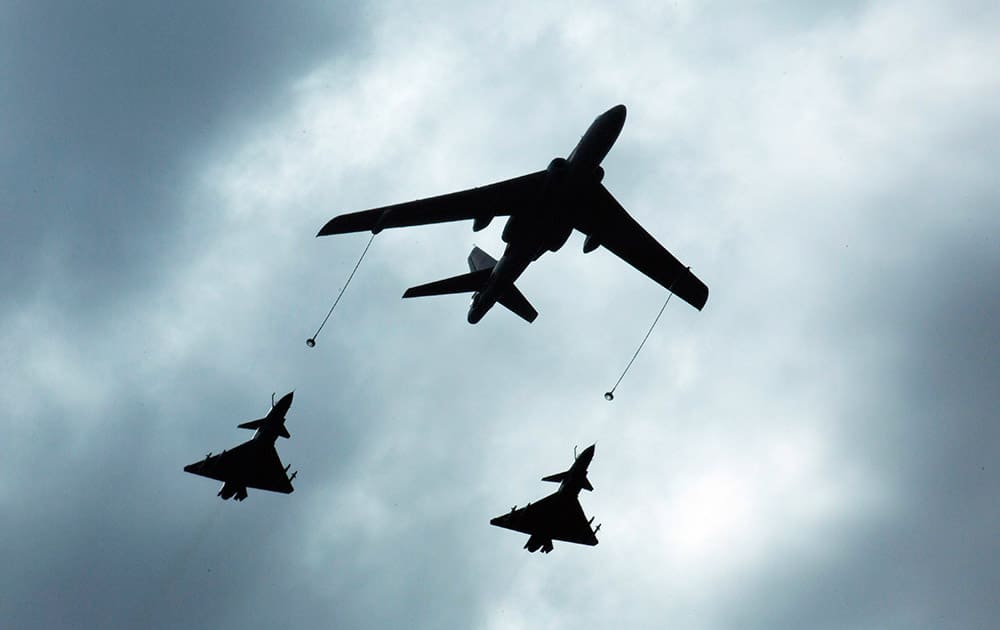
[490,444,600,553]
[184,392,297,501]
[317,105,708,323]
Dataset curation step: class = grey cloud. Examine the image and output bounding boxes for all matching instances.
[1,2,367,317]
[3,2,1000,629]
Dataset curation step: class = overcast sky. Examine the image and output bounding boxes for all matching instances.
[2,1,998,628]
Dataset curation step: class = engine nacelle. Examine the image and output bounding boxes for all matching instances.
[583,234,600,254]
[547,224,574,253]
[548,157,568,171]
[472,215,492,232]
[593,166,604,182]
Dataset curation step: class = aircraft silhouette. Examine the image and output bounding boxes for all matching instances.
[491,445,600,553]
[184,392,297,501]
[317,104,708,323]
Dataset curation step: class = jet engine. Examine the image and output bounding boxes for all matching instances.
[524,534,554,553]
[547,223,574,253]
[218,482,248,501]
[593,165,604,182]
[473,215,492,232]
[583,234,600,254]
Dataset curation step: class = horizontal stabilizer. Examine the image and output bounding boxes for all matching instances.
[238,418,267,431]
[497,285,538,323]
[402,268,491,298]
[542,471,592,491]
[237,418,290,439]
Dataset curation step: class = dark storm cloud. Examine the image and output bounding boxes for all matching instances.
[0,1,365,315]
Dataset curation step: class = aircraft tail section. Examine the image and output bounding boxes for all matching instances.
[542,470,593,492]
[496,286,538,323]
[403,246,537,323]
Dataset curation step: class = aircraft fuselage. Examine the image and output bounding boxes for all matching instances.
[248,391,293,443]
[469,105,627,323]
[557,444,595,498]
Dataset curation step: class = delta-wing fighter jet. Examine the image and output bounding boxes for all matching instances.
[317,105,708,323]
[491,445,600,553]
[184,392,297,501]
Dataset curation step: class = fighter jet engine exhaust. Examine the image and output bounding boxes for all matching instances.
[524,534,554,553]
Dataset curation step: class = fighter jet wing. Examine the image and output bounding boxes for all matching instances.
[575,183,709,311]
[491,494,598,546]
[183,442,294,494]
[317,171,547,235]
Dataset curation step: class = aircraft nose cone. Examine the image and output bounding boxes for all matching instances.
[605,104,626,125]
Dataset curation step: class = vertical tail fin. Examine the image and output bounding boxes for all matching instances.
[468,245,497,272]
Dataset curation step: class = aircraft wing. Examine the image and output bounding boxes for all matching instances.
[184,441,294,494]
[576,184,709,311]
[317,171,547,235]
[490,494,598,546]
